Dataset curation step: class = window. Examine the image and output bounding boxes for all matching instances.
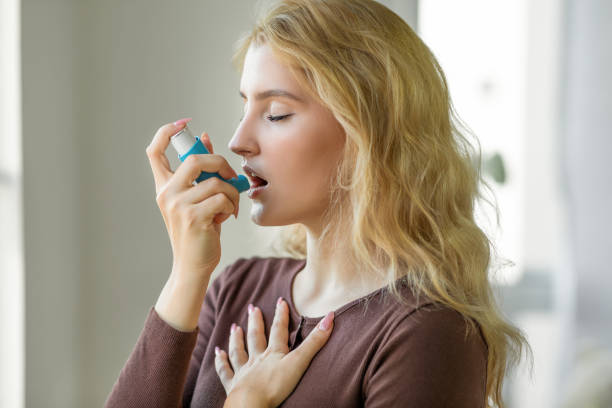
[0,0,24,407]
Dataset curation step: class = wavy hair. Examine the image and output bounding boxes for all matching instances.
[231,0,533,406]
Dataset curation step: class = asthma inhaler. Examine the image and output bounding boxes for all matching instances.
[170,125,250,193]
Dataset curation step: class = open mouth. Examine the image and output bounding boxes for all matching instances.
[246,173,269,188]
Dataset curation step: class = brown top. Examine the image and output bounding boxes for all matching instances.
[105,256,488,408]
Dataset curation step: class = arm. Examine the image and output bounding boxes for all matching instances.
[103,306,199,408]
[363,304,488,408]
[104,264,226,408]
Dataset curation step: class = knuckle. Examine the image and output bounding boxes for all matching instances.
[165,198,180,213]
[155,189,169,206]
[209,176,224,189]
[271,319,282,331]
[183,207,200,226]
[186,154,199,165]
[212,192,227,206]
[228,348,240,361]
[159,123,173,135]
[247,328,259,341]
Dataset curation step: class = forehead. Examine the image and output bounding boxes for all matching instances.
[240,44,301,93]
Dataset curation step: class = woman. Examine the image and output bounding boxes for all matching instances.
[106,0,532,407]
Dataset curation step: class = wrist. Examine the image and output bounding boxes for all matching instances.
[170,261,215,287]
[224,388,270,408]
[154,272,211,332]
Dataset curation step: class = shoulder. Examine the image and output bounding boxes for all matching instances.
[389,302,488,360]
[403,302,486,340]
[363,302,488,407]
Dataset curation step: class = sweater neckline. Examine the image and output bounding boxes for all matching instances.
[283,258,392,326]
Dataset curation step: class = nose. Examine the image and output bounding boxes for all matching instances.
[228,117,258,157]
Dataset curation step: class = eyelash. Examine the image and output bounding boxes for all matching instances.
[267,114,292,122]
[239,114,293,123]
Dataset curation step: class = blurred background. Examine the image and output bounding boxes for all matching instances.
[1,0,610,406]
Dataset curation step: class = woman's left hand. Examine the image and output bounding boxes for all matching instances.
[215,297,335,408]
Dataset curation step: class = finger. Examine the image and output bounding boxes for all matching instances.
[214,346,234,394]
[283,311,334,372]
[173,153,239,190]
[145,119,192,195]
[228,323,249,371]
[200,132,214,154]
[247,304,267,356]
[181,176,240,218]
[191,192,236,226]
[268,297,290,353]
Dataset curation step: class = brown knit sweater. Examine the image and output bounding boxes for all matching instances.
[105,256,488,407]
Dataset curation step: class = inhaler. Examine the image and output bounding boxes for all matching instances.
[170,125,250,193]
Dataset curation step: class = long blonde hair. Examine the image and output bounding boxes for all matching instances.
[232,1,533,406]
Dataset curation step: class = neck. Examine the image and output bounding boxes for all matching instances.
[296,225,384,302]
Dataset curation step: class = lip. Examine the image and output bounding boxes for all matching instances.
[242,163,269,186]
[247,183,269,199]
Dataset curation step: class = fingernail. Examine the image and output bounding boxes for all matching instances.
[215,346,220,356]
[318,311,334,331]
[231,323,236,333]
[173,117,193,127]
[248,304,254,315]
[277,297,283,306]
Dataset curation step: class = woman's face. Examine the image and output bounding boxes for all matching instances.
[228,44,345,229]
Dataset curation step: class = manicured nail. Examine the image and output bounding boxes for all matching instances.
[214,346,220,356]
[231,323,236,333]
[318,311,334,331]
[173,117,192,127]
[277,297,283,306]
[248,304,254,315]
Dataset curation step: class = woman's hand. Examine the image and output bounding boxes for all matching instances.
[146,117,240,279]
[216,298,335,408]
[147,117,241,331]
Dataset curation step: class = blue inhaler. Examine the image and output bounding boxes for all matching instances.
[170,125,250,193]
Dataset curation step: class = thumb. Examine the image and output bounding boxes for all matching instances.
[200,132,214,154]
[284,311,334,372]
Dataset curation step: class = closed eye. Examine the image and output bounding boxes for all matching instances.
[238,113,294,123]
[266,114,293,122]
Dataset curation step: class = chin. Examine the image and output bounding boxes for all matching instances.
[248,207,299,228]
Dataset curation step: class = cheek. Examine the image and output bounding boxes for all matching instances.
[280,141,340,196]
[266,115,344,195]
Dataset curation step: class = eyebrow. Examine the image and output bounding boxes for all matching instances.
[239,89,304,103]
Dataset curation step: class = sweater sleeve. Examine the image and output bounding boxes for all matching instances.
[104,267,227,408]
[363,304,488,408]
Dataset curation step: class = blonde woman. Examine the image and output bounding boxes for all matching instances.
[106,0,532,407]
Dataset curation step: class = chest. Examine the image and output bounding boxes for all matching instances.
[190,317,377,408]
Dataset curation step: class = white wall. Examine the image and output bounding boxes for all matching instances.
[0,0,24,406]
[22,0,81,406]
[20,1,418,406]
[21,0,263,406]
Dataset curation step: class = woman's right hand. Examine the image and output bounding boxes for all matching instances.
[145,118,241,284]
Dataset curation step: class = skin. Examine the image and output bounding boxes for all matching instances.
[216,299,334,408]
[217,43,390,406]
[228,44,387,318]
